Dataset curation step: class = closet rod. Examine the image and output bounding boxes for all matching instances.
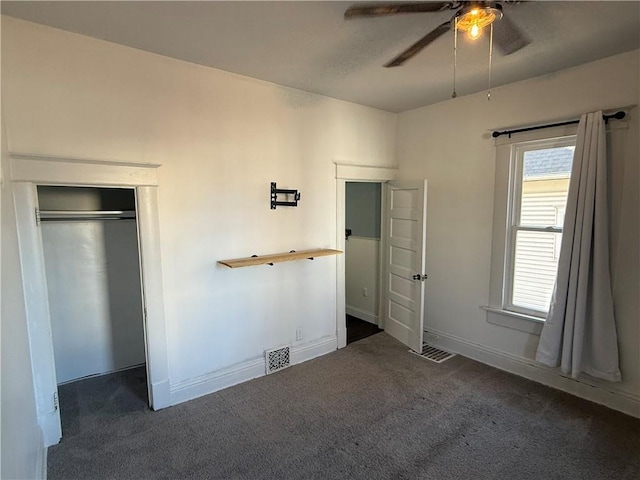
[491,111,626,139]
[38,210,136,221]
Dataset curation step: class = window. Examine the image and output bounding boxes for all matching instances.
[505,137,575,317]
[486,126,579,331]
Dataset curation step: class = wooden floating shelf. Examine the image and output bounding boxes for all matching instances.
[218,248,342,268]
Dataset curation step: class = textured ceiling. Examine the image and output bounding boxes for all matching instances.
[2,1,639,112]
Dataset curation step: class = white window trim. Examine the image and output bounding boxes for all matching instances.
[481,306,544,335]
[486,123,578,333]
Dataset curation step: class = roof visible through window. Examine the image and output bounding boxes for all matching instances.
[523,147,575,180]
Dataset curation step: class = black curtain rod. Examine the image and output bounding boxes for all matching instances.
[492,111,626,139]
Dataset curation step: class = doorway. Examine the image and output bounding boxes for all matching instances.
[335,164,397,349]
[335,165,427,352]
[345,182,383,344]
[11,153,170,447]
[37,186,149,429]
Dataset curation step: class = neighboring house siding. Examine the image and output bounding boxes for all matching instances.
[512,179,569,312]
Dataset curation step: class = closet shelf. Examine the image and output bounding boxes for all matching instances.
[218,248,342,268]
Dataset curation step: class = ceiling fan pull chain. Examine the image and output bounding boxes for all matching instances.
[452,17,458,98]
[488,22,494,101]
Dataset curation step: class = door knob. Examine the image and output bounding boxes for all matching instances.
[412,274,428,281]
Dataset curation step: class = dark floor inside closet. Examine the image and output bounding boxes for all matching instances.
[346,314,382,344]
[56,367,148,440]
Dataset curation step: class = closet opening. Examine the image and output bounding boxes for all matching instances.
[37,186,149,435]
[345,181,383,344]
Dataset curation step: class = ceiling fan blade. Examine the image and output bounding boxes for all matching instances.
[493,15,530,55]
[385,21,450,67]
[345,2,454,19]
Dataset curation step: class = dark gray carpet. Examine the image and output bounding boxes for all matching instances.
[48,333,640,479]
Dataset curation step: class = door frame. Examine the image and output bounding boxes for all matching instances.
[10,153,170,447]
[335,163,397,349]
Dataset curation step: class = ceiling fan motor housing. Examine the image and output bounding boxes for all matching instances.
[453,2,504,31]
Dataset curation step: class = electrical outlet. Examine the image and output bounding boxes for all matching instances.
[362,287,368,297]
[296,328,303,341]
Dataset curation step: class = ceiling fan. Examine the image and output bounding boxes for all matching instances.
[344,1,530,67]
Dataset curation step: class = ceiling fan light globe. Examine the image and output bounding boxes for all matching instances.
[468,24,482,40]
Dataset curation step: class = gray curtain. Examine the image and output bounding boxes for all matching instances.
[535,111,621,382]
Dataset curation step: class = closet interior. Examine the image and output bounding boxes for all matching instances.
[38,186,148,407]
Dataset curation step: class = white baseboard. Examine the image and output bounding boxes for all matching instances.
[291,335,338,365]
[170,357,265,405]
[38,433,47,480]
[150,378,171,410]
[39,412,61,447]
[169,335,338,406]
[346,305,378,325]
[424,327,640,418]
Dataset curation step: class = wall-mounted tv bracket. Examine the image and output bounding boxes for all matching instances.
[271,182,301,209]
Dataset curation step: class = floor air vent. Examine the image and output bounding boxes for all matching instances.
[412,343,456,363]
[265,346,291,374]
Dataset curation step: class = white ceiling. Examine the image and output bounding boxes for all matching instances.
[2,1,639,112]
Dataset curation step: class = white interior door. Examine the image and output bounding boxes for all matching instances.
[383,180,427,353]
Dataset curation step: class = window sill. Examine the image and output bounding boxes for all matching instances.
[481,306,544,335]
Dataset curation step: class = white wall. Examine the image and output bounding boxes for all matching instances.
[345,237,379,323]
[1,15,396,403]
[397,50,640,414]
[1,115,45,478]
